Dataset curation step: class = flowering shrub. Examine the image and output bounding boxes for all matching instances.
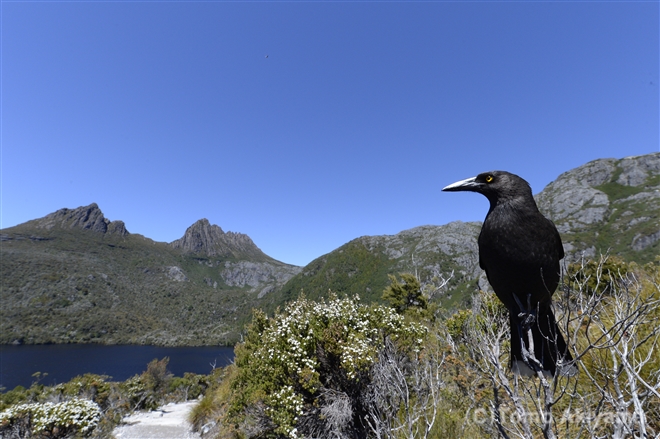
[0,398,101,437]
[229,294,427,438]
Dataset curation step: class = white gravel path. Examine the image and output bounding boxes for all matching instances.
[113,401,201,439]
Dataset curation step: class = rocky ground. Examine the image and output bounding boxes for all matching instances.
[113,401,201,439]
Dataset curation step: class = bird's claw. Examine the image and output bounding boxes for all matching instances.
[518,311,536,329]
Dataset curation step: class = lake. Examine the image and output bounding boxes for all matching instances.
[0,344,235,391]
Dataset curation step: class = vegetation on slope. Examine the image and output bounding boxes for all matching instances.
[190,256,659,439]
[2,256,658,438]
[0,226,284,346]
[269,223,483,315]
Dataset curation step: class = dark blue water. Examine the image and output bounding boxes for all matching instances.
[0,344,234,391]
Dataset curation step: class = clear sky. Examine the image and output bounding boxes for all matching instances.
[2,1,658,267]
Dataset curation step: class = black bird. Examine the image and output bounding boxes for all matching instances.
[443,171,575,377]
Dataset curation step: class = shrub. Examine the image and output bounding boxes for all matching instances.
[382,273,428,314]
[54,374,113,408]
[0,398,101,438]
[189,366,238,439]
[0,386,28,412]
[228,294,427,438]
[566,254,631,295]
[168,372,210,401]
[120,357,173,410]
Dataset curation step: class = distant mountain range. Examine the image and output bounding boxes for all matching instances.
[1,207,301,345]
[2,152,658,345]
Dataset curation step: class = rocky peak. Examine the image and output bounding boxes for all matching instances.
[535,153,660,232]
[616,153,660,186]
[170,219,266,259]
[535,152,660,260]
[107,220,129,236]
[31,203,129,236]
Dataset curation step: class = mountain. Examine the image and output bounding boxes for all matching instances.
[271,153,660,309]
[0,205,301,346]
[2,153,658,345]
[16,203,130,236]
[170,219,265,260]
[266,222,482,309]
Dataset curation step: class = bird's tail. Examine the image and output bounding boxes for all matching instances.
[510,305,576,377]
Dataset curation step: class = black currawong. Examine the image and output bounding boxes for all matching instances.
[443,170,576,377]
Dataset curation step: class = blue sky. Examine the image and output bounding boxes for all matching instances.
[2,1,658,267]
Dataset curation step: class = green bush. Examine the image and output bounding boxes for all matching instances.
[566,255,631,295]
[169,372,210,401]
[382,273,428,315]
[0,386,28,412]
[119,357,174,410]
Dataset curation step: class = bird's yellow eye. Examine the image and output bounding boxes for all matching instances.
[486,175,494,183]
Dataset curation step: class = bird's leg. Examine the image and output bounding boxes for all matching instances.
[513,293,543,373]
[525,293,538,328]
[513,293,537,330]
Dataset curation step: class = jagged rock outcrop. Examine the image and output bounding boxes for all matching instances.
[616,154,660,185]
[170,219,265,259]
[168,218,302,299]
[537,154,660,224]
[107,220,128,236]
[221,261,302,298]
[535,161,614,232]
[27,203,129,236]
[536,152,660,260]
[166,266,188,282]
[357,221,482,279]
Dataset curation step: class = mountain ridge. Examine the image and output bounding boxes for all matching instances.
[1,206,301,346]
[18,203,129,237]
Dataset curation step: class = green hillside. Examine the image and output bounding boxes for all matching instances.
[266,222,482,312]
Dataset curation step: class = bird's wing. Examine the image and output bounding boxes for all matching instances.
[477,229,486,270]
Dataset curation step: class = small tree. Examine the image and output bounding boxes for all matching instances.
[383,273,428,315]
[122,357,173,411]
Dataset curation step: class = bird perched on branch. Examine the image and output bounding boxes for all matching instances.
[443,171,576,377]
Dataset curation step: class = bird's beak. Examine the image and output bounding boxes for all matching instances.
[442,176,480,192]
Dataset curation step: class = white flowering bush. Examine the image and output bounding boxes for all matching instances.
[229,294,427,438]
[0,398,101,437]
